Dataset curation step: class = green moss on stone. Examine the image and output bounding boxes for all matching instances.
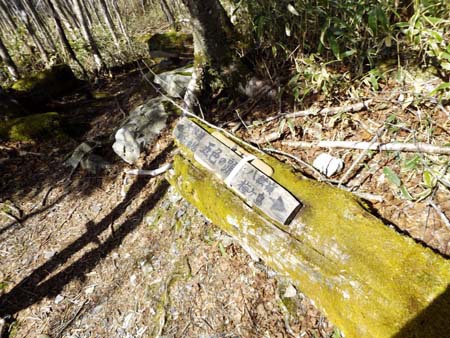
[0,112,64,141]
[10,64,81,100]
[147,31,193,58]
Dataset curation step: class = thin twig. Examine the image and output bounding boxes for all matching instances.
[55,300,88,337]
[263,99,373,123]
[429,200,450,230]
[338,127,386,187]
[283,140,450,155]
[252,132,281,144]
[125,163,172,176]
[0,210,21,224]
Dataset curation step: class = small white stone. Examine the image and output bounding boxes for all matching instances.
[43,250,56,259]
[85,285,96,295]
[130,274,137,286]
[54,294,64,304]
[313,153,344,177]
[283,284,297,298]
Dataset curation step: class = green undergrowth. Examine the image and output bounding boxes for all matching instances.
[228,0,450,103]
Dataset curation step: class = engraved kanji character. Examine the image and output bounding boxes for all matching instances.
[256,173,269,187]
[199,142,215,157]
[264,180,276,194]
[209,148,222,164]
[237,180,256,196]
[221,158,238,176]
[254,193,265,207]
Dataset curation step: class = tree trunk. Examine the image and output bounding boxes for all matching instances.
[45,0,87,77]
[169,118,450,338]
[22,0,58,52]
[0,1,18,31]
[181,0,235,68]
[72,0,105,71]
[159,0,176,26]
[53,0,79,36]
[98,0,120,49]
[12,0,50,64]
[109,0,131,46]
[0,34,20,80]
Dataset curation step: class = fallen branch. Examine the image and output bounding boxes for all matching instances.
[263,147,325,181]
[282,140,450,155]
[429,200,450,229]
[263,99,373,123]
[252,132,281,144]
[125,163,172,176]
[338,126,386,187]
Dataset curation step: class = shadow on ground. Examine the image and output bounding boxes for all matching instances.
[394,284,450,338]
[0,146,171,333]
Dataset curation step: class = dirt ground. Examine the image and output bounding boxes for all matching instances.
[1,65,449,338]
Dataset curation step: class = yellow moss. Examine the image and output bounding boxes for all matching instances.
[167,121,450,338]
[10,64,80,98]
[147,31,193,58]
[0,112,63,141]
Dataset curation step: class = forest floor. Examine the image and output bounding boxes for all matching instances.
[0,62,449,338]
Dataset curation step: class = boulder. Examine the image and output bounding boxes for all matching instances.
[112,98,172,164]
[146,31,193,59]
[10,64,83,104]
[0,87,27,121]
[0,112,63,141]
[153,65,193,98]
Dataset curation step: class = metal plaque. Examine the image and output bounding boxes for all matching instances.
[174,118,301,224]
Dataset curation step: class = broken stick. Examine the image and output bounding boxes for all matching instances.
[282,140,450,155]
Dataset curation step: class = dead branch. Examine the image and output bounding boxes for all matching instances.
[263,99,373,123]
[338,126,386,187]
[252,132,281,144]
[282,140,450,155]
[429,200,450,229]
[125,163,172,176]
[263,147,325,181]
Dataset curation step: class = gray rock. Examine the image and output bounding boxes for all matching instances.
[65,142,93,168]
[153,66,193,98]
[112,97,170,164]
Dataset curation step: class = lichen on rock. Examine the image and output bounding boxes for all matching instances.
[0,112,64,141]
[10,64,83,104]
[146,31,193,59]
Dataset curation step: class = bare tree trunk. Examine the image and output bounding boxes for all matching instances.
[22,0,58,52]
[98,0,120,49]
[45,0,87,77]
[78,0,93,28]
[0,1,18,32]
[177,0,246,110]
[109,0,131,46]
[159,0,175,26]
[54,0,80,35]
[12,0,50,64]
[0,34,20,80]
[72,0,105,71]
[181,0,236,68]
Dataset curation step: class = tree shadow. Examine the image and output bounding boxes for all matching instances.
[0,66,158,204]
[394,284,450,338]
[0,146,171,322]
[0,190,71,236]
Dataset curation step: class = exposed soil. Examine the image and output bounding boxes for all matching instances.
[1,63,449,338]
